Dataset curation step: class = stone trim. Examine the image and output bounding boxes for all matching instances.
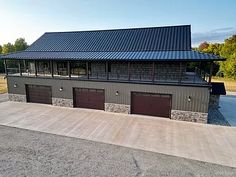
[105,103,130,114]
[8,93,26,102]
[52,98,73,108]
[171,110,208,123]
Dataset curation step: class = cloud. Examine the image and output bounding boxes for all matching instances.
[192,27,236,47]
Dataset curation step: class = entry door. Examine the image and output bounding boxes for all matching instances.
[131,92,171,118]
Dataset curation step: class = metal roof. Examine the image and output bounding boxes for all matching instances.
[211,82,226,95]
[1,25,225,61]
[26,25,191,52]
[1,50,224,61]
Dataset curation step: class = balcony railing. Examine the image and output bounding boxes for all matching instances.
[4,60,211,85]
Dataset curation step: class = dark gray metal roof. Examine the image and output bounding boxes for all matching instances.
[211,82,226,95]
[1,25,225,61]
[26,25,191,52]
[1,50,224,61]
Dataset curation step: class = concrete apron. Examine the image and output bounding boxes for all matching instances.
[0,101,236,168]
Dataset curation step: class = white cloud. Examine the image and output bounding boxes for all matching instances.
[192,27,236,47]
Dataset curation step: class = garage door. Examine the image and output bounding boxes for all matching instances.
[131,92,171,118]
[26,85,52,104]
[73,88,105,110]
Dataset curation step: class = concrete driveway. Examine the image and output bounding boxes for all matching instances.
[0,93,8,103]
[0,101,236,168]
[220,93,236,126]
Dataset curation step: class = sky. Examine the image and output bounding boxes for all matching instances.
[0,0,236,47]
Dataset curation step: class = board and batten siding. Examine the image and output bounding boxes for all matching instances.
[7,76,210,113]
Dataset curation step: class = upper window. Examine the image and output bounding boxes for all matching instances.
[37,61,51,76]
[70,61,87,78]
[53,61,68,77]
[5,59,20,75]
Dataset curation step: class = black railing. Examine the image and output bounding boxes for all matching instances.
[5,60,210,85]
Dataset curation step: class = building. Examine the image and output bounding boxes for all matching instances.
[1,25,225,123]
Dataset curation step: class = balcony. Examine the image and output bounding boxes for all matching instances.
[4,60,212,86]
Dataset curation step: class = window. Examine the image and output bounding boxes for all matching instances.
[37,61,51,76]
[53,61,68,77]
[20,60,36,76]
[6,59,20,75]
[70,61,87,78]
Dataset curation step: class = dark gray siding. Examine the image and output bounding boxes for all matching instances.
[7,76,210,113]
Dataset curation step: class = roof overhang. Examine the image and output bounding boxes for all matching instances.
[1,50,225,62]
[211,82,226,95]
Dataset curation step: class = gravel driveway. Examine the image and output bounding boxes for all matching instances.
[0,125,236,177]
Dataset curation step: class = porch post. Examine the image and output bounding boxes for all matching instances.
[67,61,71,78]
[4,59,8,75]
[106,61,109,80]
[128,61,130,81]
[50,60,54,78]
[152,61,155,82]
[209,62,213,84]
[86,61,89,79]
[18,60,22,76]
[178,62,182,83]
[34,60,37,77]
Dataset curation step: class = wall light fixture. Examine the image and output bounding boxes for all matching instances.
[115,90,119,96]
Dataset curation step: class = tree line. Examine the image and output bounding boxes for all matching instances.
[0,38,28,72]
[194,35,236,79]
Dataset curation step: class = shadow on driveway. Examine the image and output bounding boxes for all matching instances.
[220,94,236,126]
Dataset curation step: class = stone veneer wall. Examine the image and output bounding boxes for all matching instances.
[52,98,73,107]
[171,110,208,123]
[105,103,130,114]
[8,93,26,102]
[90,62,185,81]
[209,94,220,109]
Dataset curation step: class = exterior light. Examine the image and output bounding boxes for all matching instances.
[59,87,63,91]
[13,83,17,88]
[115,90,119,96]
[188,96,191,102]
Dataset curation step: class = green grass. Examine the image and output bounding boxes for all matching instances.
[212,77,236,92]
[0,75,7,94]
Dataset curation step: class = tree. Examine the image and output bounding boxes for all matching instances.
[204,43,222,55]
[198,42,209,51]
[219,35,236,78]
[14,38,28,51]
[2,43,15,54]
[0,45,4,73]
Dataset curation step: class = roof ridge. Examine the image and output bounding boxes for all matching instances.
[44,25,191,34]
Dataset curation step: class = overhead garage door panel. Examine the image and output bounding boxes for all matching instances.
[73,88,105,110]
[131,92,171,118]
[26,85,52,104]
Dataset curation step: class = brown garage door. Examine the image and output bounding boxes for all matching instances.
[73,88,105,110]
[26,85,52,104]
[131,92,171,118]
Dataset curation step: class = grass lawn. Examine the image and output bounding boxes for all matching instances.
[212,77,236,92]
[0,75,7,94]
